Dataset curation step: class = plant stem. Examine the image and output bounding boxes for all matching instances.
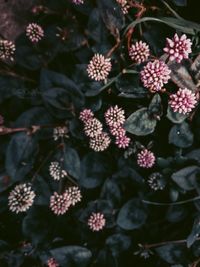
[143,195,200,206]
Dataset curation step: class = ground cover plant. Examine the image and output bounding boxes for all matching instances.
[1,0,200,266]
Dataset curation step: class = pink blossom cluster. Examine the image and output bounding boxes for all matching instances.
[105,105,130,149]
[129,41,150,64]
[26,23,44,43]
[140,60,171,93]
[116,0,130,14]
[79,109,111,152]
[47,258,59,267]
[163,33,192,63]
[137,149,156,168]
[50,186,82,215]
[72,0,84,4]
[169,88,197,114]
[88,212,106,232]
[87,54,112,81]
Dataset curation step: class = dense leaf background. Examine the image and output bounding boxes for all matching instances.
[1,0,200,266]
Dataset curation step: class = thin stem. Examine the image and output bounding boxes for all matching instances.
[143,195,200,206]
[160,0,182,19]
[143,237,200,250]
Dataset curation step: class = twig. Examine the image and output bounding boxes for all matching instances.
[143,195,200,206]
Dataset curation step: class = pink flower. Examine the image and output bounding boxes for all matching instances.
[116,0,130,14]
[84,118,103,138]
[140,60,171,92]
[79,109,94,124]
[89,132,111,152]
[26,23,44,43]
[47,258,59,267]
[50,191,71,215]
[0,40,15,61]
[87,54,112,81]
[129,41,150,64]
[137,149,155,168]
[67,186,82,206]
[88,212,106,232]
[105,105,125,128]
[164,33,192,63]
[72,0,84,4]
[110,126,126,137]
[169,88,197,114]
[115,134,130,149]
[8,184,35,213]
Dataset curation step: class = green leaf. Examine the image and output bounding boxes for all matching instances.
[80,153,111,188]
[168,61,197,92]
[169,122,194,148]
[148,94,163,118]
[106,234,131,256]
[155,244,188,264]
[50,246,92,267]
[63,147,81,180]
[167,106,188,124]
[117,198,147,230]
[171,166,200,190]
[23,206,53,246]
[187,216,200,247]
[125,16,200,35]
[6,133,37,182]
[191,54,200,83]
[125,108,157,136]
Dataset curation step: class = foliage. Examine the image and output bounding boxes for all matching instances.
[0,0,200,267]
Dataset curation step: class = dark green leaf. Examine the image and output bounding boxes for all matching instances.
[169,122,193,148]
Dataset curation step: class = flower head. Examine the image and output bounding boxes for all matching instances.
[164,33,192,63]
[110,126,126,137]
[115,134,130,149]
[169,88,197,114]
[137,149,155,168]
[67,186,82,206]
[49,161,67,181]
[50,191,71,215]
[88,212,106,232]
[26,23,44,43]
[89,132,111,152]
[8,184,35,213]
[53,126,68,141]
[140,60,171,92]
[148,172,166,191]
[129,41,150,64]
[116,0,130,14]
[84,118,103,138]
[87,54,112,81]
[47,258,59,267]
[105,105,125,128]
[0,40,15,61]
[79,109,94,124]
[72,0,84,4]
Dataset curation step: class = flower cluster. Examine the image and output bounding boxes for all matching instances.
[169,88,197,114]
[47,258,59,267]
[80,108,111,152]
[88,212,106,232]
[87,54,112,81]
[148,173,166,191]
[105,106,130,149]
[50,187,82,215]
[137,149,156,168]
[116,0,130,14]
[0,40,15,61]
[26,23,44,43]
[129,41,150,64]
[8,184,35,213]
[164,33,192,63]
[49,161,68,181]
[53,126,68,141]
[140,60,171,92]
[72,0,84,4]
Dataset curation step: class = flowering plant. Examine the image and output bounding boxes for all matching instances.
[1,0,200,266]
